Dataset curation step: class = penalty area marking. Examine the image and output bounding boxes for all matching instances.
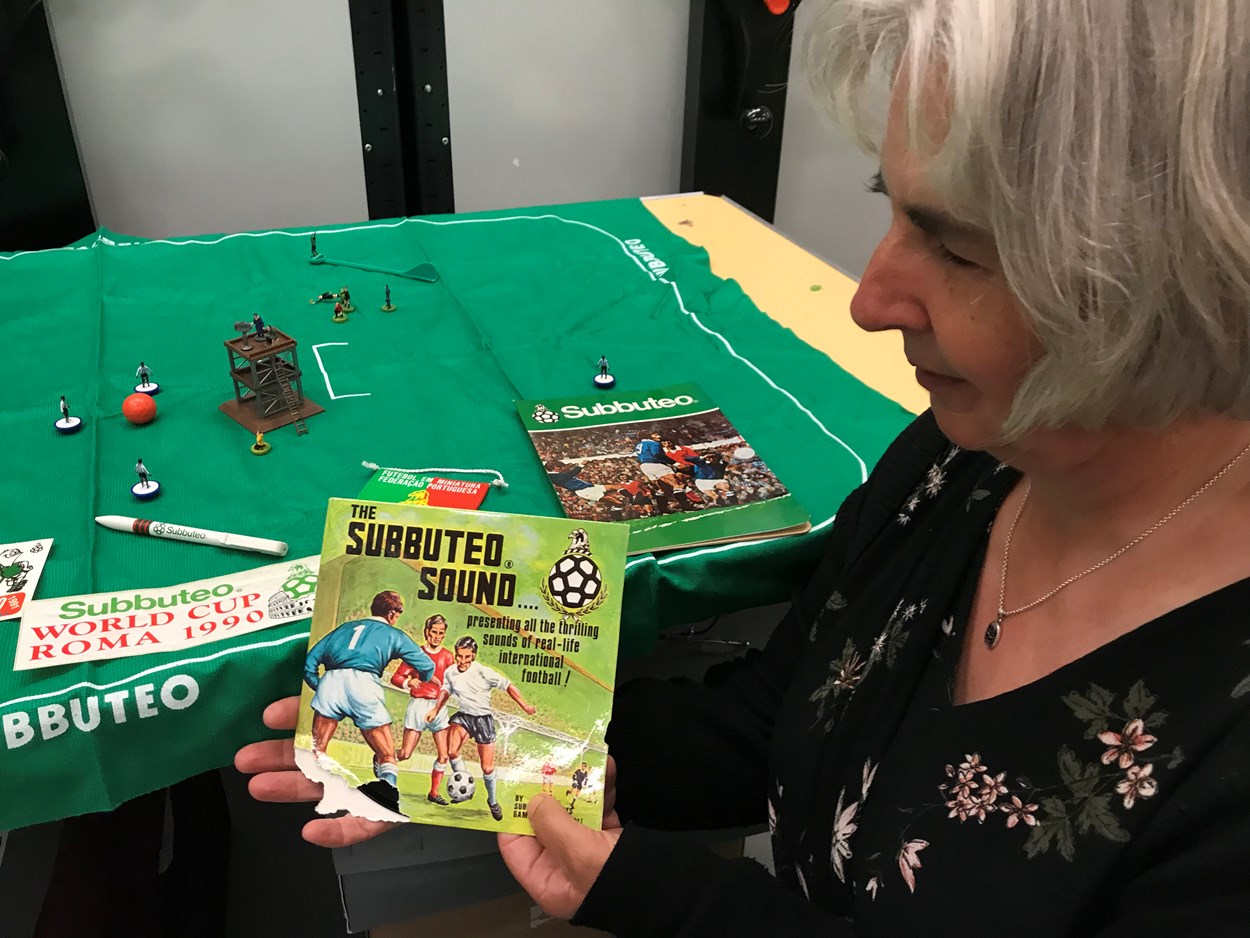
[311,342,372,400]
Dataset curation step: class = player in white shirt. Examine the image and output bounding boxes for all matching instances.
[426,635,536,821]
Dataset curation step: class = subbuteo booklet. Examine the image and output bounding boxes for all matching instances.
[517,382,810,554]
[294,498,627,835]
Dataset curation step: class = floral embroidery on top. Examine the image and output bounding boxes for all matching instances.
[939,753,1009,823]
[809,638,867,729]
[869,598,927,670]
[1115,763,1158,809]
[1097,719,1157,769]
[855,681,1185,899]
[831,789,859,883]
[897,445,961,526]
[897,840,928,893]
[829,760,877,883]
[809,597,931,730]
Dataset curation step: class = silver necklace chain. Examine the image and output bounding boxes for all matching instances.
[985,435,1250,649]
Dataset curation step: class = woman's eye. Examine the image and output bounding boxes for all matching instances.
[934,243,979,269]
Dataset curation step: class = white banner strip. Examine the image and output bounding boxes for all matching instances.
[13,556,320,672]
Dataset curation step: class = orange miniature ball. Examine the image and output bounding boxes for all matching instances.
[123,392,157,425]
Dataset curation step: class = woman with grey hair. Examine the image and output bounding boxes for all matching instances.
[238,1,1250,933]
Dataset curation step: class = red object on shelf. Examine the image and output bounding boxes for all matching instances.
[764,0,790,14]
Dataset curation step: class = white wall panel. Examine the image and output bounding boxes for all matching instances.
[774,1,888,278]
[443,0,688,212]
[47,0,367,238]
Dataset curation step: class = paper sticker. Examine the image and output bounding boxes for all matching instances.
[14,555,320,671]
[0,538,53,621]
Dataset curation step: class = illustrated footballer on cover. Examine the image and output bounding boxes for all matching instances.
[294,498,628,835]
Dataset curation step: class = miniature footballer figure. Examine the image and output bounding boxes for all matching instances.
[332,301,346,324]
[339,287,354,312]
[594,355,615,390]
[251,429,271,456]
[310,290,338,305]
[381,284,396,312]
[132,457,160,500]
[251,313,266,336]
[390,613,456,805]
[303,590,435,816]
[309,231,319,258]
[134,360,159,394]
[427,635,536,821]
[55,395,83,434]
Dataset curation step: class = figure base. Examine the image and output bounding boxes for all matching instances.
[251,442,272,456]
[593,373,616,390]
[135,382,160,395]
[55,416,83,434]
[132,480,161,500]
[380,303,397,312]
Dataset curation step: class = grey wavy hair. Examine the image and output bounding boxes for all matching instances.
[807,0,1250,440]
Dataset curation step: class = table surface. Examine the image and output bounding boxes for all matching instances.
[644,195,925,413]
[0,194,916,830]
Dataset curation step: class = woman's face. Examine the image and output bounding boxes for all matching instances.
[849,89,1039,451]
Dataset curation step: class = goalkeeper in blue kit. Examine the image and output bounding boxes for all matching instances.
[304,589,434,816]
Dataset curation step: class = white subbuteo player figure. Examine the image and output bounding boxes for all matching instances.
[426,635,535,821]
[134,361,159,394]
[593,355,615,389]
[132,457,160,500]
[55,395,83,434]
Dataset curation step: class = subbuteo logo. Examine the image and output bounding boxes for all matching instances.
[532,405,559,424]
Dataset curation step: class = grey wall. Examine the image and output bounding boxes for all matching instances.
[47,0,688,238]
[47,0,368,239]
[773,0,888,278]
[47,1,878,276]
[443,0,688,213]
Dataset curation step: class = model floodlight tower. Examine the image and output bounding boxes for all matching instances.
[219,326,324,434]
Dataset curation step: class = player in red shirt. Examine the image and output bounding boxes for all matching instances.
[661,439,701,469]
[540,758,558,794]
[391,613,456,805]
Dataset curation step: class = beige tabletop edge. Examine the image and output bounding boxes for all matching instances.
[645,193,926,416]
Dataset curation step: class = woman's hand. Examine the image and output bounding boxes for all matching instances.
[234,696,400,848]
[498,756,622,920]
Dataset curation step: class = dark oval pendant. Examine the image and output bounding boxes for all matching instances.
[984,619,1002,649]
